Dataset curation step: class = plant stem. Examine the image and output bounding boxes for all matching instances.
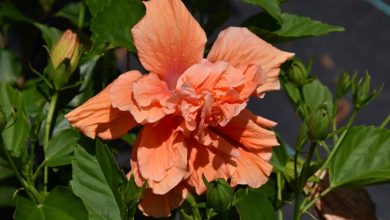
[77,1,85,29]
[380,113,390,128]
[1,138,41,203]
[277,172,283,220]
[300,186,333,214]
[320,110,357,173]
[43,92,59,192]
[294,142,317,220]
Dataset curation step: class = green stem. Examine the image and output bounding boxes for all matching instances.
[277,172,283,220]
[1,139,41,203]
[294,142,317,220]
[380,113,390,128]
[300,186,333,214]
[77,1,85,29]
[320,110,357,172]
[43,92,59,192]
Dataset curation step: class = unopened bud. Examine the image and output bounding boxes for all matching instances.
[51,30,80,73]
[307,104,331,142]
[336,72,352,98]
[48,30,81,90]
[206,178,233,213]
[0,108,6,133]
[288,59,309,86]
[352,72,382,110]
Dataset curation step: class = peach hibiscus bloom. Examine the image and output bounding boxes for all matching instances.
[65,0,293,217]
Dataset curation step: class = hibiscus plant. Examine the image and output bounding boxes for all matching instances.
[0,0,389,219]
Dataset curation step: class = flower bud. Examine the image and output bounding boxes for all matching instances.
[336,72,352,98]
[352,72,382,110]
[50,30,80,72]
[288,59,309,86]
[48,29,81,89]
[307,104,331,142]
[0,108,6,133]
[206,179,233,213]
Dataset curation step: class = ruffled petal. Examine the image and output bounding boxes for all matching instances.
[216,109,278,151]
[138,184,188,217]
[230,147,273,188]
[207,27,294,95]
[131,0,207,88]
[65,83,137,140]
[110,70,142,112]
[185,138,236,194]
[136,117,188,194]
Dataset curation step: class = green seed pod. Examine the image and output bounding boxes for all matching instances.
[307,104,331,142]
[206,179,233,213]
[288,59,308,86]
[0,108,6,133]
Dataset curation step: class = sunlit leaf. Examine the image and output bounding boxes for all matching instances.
[87,0,145,53]
[303,79,334,115]
[248,13,344,43]
[14,187,88,220]
[71,144,124,220]
[242,0,282,23]
[271,138,289,172]
[329,126,390,187]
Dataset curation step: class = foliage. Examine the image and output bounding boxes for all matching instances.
[0,0,388,219]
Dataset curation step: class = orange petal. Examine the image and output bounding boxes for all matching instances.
[216,109,278,150]
[207,27,294,95]
[110,70,142,112]
[138,183,188,217]
[132,73,171,107]
[65,83,137,140]
[137,117,187,194]
[230,147,273,188]
[131,0,207,88]
[186,138,236,195]
[177,60,244,94]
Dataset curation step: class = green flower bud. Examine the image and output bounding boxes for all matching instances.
[48,29,81,89]
[206,179,233,213]
[0,108,6,133]
[307,104,331,142]
[336,72,352,98]
[288,59,309,86]
[352,72,383,110]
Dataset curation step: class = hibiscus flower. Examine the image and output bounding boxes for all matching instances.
[65,0,294,217]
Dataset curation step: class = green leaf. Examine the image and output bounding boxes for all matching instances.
[329,126,390,187]
[0,83,29,157]
[0,186,17,206]
[44,128,79,167]
[55,2,82,27]
[235,187,276,220]
[242,0,282,23]
[33,23,62,50]
[0,49,21,84]
[270,138,289,172]
[87,0,145,53]
[248,13,344,43]
[14,187,88,220]
[71,144,124,220]
[303,79,334,115]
